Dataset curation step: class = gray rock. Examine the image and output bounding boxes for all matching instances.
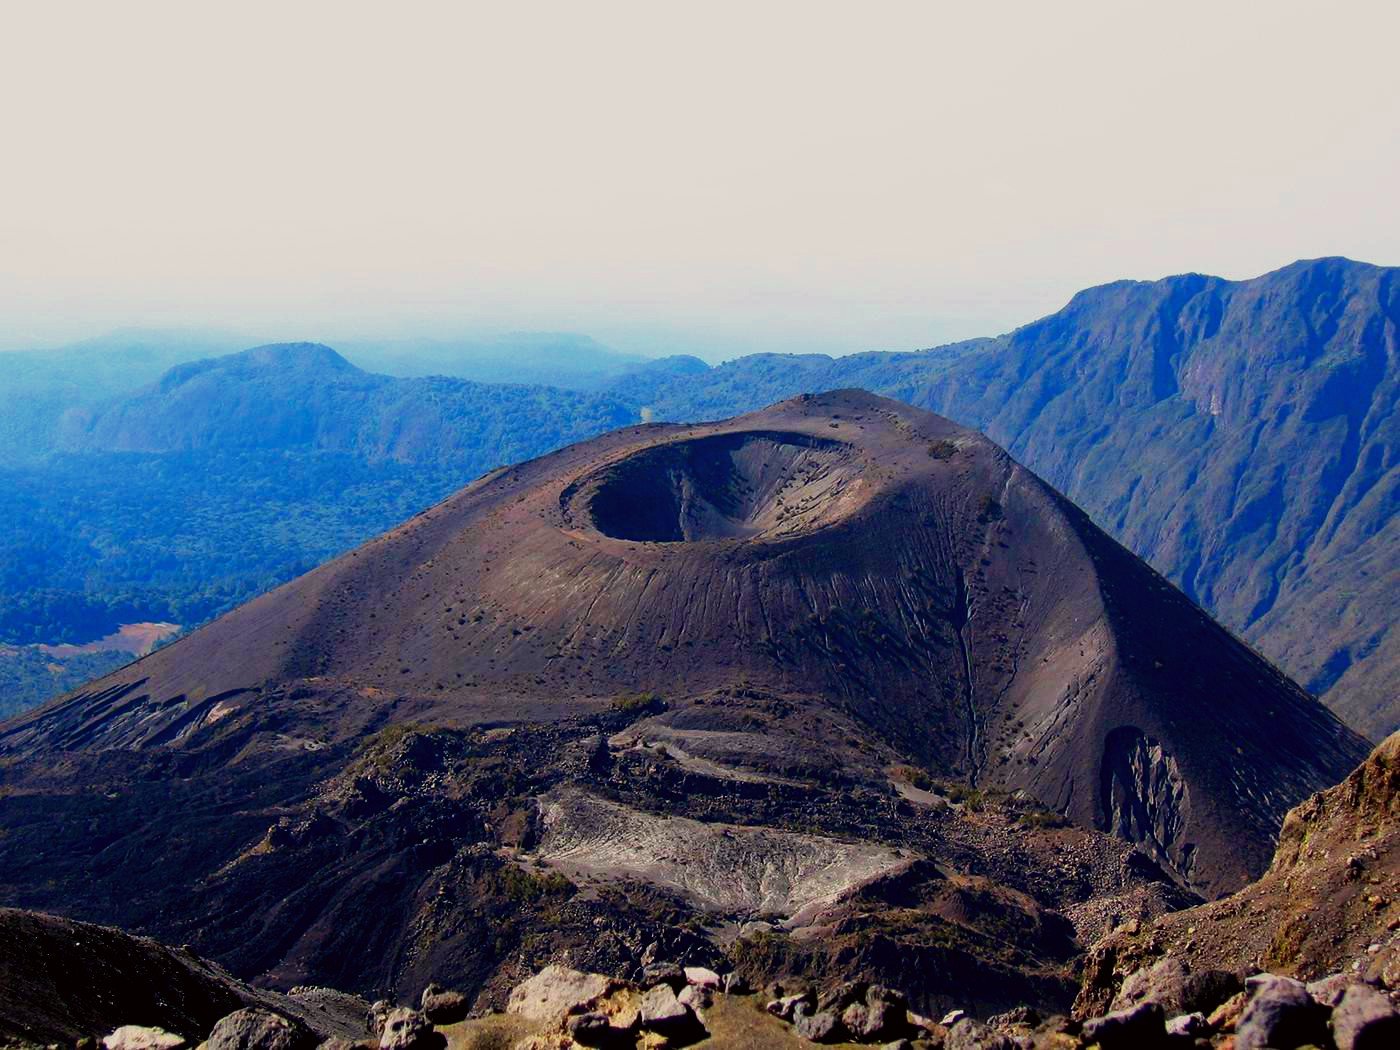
[366,1001,393,1037]
[1234,975,1327,1050]
[640,962,685,991]
[1113,958,1190,1012]
[720,971,749,995]
[842,994,905,1041]
[818,980,869,1013]
[683,966,720,989]
[1308,972,1362,1008]
[792,1005,843,1043]
[1079,1001,1166,1049]
[1114,957,1240,1018]
[944,1018,1017,1050]
[639,985,691,1033]
[1332,983,1400,1050]
[1164,1011,1209,1038]
[377,1008,437,1050]
[677,984,712,1014]
[563,1012,613,1046]
[418,984,467,1025]
[505,965,614,1024]
[867,984,907,1011]
[102,1027,187,1050]
[766,992,813,1021]
[842,1003,873,1039]
[207,1009,313,1050]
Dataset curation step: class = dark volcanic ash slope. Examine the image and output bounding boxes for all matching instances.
[0,392,1365,1005]
[0,907,366,1045]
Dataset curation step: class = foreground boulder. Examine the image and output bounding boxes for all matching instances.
[102,1026,187,1050]
[507,966,619,1025]
[207,1009,313,1050]
[377,1008,439,1050]
[1331,984,1400,1050]
[1234,975,1329,1050]
[1078,1001,1165,1049]
[1108,956,1242,1019]
[943,1018,1016,1050]
[763,980,917,1045]
[505,964,710,1047]
[637,985,690,1033]
[418,985,468,1025]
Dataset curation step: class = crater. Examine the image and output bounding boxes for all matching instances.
[585,431,863,542]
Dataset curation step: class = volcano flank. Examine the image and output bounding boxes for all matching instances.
[0,391,1367,1012]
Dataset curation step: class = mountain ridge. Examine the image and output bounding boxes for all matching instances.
[5,258,1397,737]
[621,257,1400,737]
[56,341,638,464]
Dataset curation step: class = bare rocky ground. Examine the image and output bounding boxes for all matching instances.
[6,731,1399,1049]
[21,736,1400,1049]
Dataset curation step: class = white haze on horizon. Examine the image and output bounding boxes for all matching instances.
[2,1,1398,360]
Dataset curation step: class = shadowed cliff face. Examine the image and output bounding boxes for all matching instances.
[0,391,1367,1006]
[1078,730,1400,1017]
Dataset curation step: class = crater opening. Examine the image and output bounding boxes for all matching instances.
[586,431,862,542]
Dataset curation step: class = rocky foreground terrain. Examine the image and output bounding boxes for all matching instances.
[5,731,1399,1050]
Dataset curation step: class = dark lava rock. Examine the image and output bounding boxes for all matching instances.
[640,962,686,991]
[677,984,712,1015]
[1307,972,1363,1008]
[207,1009,314,1050]
[564,1012,616,1047]
[944,1018,1017,1050]
[1178,968,1244,1017]
[840,986,908,1042]
[766,992,813,1021]
[1331,984,1400,1050]
[366,1002,393,1037]
[1113,957,1242,1019]
[1234,975,1328,1050]
[417,986,467,1026]
[817,980,869,1013]
[792,1005,843,1044]
[1079,1001,1166,1049]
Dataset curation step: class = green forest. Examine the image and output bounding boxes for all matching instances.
[0,449,472,647]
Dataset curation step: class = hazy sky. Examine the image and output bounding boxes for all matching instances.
[3,1,1398,359]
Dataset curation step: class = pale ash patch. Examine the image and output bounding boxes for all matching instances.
[527,788,905,919]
